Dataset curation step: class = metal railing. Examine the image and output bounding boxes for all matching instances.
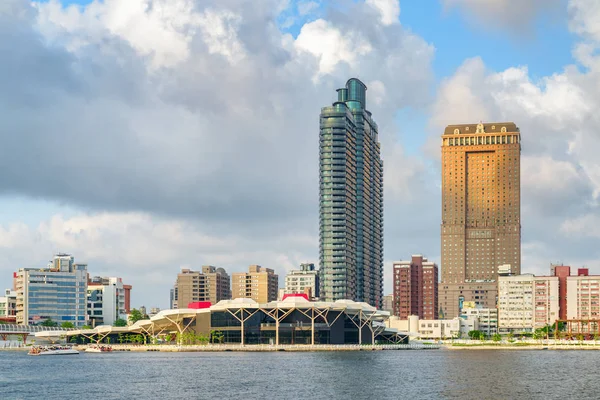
[0,324,77,333]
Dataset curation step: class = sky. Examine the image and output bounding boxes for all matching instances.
[1,0,600,309]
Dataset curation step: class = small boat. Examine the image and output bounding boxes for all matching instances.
[28,345,80,356]
[85,345,113,353]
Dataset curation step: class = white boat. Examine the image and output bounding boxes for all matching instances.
[28,346,80,356]
[85,347,102,353]
[85,345,112,353]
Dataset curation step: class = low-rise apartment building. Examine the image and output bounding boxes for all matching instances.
[497,274,559,334]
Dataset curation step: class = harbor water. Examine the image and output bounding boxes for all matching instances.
[0,349,596,399]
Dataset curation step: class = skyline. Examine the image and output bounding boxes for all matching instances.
[1,0,600,309]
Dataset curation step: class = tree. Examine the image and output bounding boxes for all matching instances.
[211,330,224,344]
[128,309,144,324]
[40,318,58,327]
[468,330,483,340]
[492,333,501,342]
[113,318,127,327]
[61,321,75,329]
[82,325,92,330]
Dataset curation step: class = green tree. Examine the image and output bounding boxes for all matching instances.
[113,318,127,327]
[61,321,75,329]
[492,333,501,342]
[468,330,483,340]
[211,330,224,344]
[40,318,58,327]
[128,309,144,324]
[81,325,92,330]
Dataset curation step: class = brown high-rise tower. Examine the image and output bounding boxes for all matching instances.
[439,122,521,318]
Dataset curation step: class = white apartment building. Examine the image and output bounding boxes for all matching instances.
[16,254,88,327]
[387,315,476,339]
[87,276,127,326]
[461,306,498,336]
[498,274,559,334]
[284,263,319,299]
[566,275,600,320]
[0,289,17,321]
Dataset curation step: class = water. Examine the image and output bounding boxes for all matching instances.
[0,350,596,399]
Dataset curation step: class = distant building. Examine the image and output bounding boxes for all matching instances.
[461,303,498,337]
[87,276,128,327]
[139,306,147,317]
[566,269,600,320]
[387,315,477,339]
[440,122,521,318]
[149,307,160,317]
[170,285,177,309]
[174,266,231,308]
[551,264,570,320]
[284,263,319,299]
[382,294,393,314]
[123,284,132,313]
[319,78,383,307]
[232,265,278,303]
[497,274,558,334]
[393,255,438,319]
[15,254,88,327]
[0,289,17,323]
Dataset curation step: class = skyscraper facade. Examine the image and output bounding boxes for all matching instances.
[440,122,521,318]
[319,78,383,307]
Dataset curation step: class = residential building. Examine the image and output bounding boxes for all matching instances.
[440,122,521,318]
[566,269,600,320]
[497,274,558,334]
[284,263,319,299]
[461,303,498,337]
[170,285,177,309]
[175,266,231,308]
[551,264,570,320]
[232,265,279,303]
[393,255,438,319]
[15,254,88,327]
[123,284,132,313]
[87,276,128,326]
[382,294,394,314]
[0,289,17,322]
[149,307,160,317]
[319,78,384,307]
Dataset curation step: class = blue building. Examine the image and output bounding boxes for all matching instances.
[16,254,88,327]
[319,78,384,307]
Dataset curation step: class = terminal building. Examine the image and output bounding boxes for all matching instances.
[63,297,407,346]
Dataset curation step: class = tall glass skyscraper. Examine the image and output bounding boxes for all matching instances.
[319,78,383,307]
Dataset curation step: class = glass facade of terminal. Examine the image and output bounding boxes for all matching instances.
[319,79,383,307]
[210,310,364,345]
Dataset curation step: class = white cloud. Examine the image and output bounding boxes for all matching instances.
[294,19,373,77]
[569,0,600,43]
[366,0,400,26]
